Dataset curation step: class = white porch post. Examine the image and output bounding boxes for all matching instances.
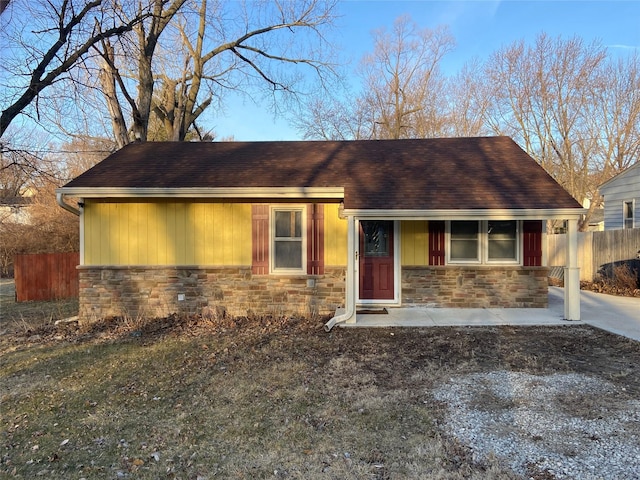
[564,217,581,320]
[79,200,85,265]
[344,215,357,324]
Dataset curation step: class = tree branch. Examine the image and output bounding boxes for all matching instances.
[1,1,151,136]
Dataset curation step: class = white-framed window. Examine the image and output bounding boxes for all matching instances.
[271,206,306,273]
[450,221,480,263]
[448,220,520,264]
[623,200,635,229]
[487,220,518,262]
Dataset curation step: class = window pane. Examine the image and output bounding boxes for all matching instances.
[624,202,634,228]
[362,221,391,256]
[274,241,302,269]
[488,240,516,259]
[451,221,479,239]
[488,221,517,260]
[275,210,302,238]
[450,221,479,260]
[294,211,302,237]
[275,211,291,237]
[488,220,516,238]
[624,202,633,219]
[451,239,478,259]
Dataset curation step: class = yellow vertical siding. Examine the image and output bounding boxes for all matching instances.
[222,202,233,262]
[203,203,215,264]
[146,202,162,265]
[324,203,347,265]
[164,202,177,264]
[175,203,187,264]
[84,200,252,266]
[192,203,206,265]
[129,203,144,264]
[401,220,429,266]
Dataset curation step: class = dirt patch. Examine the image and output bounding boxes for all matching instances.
[580,280,640,297]
[2,307,640,479]
[0,290,640,480]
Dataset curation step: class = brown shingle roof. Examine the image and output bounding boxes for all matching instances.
[62,137,582,210]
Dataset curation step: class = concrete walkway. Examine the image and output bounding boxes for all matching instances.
[568,287,640,342]
[347,287,640,342]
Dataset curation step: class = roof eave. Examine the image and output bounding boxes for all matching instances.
[56,186,346,200]
[341,208,586,220]
[599,162,640,191]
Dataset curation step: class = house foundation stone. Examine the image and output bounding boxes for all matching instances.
[78,265,346,324]
[78,265,549,324]
[401,266,549,308]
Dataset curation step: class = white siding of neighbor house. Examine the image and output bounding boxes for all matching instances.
[600,163,640,230]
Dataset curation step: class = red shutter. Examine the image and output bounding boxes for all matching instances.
[523,220,543,266]
[307,204,325,275]
[428,220,446,266]
[252,205,269,274]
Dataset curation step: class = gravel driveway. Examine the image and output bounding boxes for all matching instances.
[434,370,640,479]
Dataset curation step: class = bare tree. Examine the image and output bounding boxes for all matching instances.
[0,127,62,197]
[295,16,455,141]
[479,34,607,228]
[95,0,338,145]
[96,0,189,145]
[478,33,640,230]
[591,53,640,176]
[358,17,454,139]
[0,0,152,138]
[444,59,491,137]
[0,138,98,274]
[0,149,39,198]
[294,93,372,140]
[0,0,10,15]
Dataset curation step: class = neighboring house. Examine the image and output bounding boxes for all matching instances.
[57,137,584,328]
[0,196,33,224]
[585,209,604,232]
[599,162,640,230]
[579,197,604,232]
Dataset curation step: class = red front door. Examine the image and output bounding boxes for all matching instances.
[359,221,394,300]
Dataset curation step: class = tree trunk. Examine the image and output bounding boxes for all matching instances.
[99,40,129,148]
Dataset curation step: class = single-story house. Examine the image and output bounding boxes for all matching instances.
[599,162,640,230]
[57,137,584,329]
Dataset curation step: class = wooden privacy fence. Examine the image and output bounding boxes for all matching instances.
[547,229,640,281]
[14,252,79,302]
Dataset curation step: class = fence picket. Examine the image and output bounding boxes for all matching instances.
[547,229,640,281]
[14,252,79,302]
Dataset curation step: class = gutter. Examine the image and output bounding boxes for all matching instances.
[56,186,345,199]
[341,207,586,221]
[56,191,81,216]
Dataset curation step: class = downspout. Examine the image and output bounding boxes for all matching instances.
[56,191,81,216]
[324,215,356,331]
[323,294,355,332]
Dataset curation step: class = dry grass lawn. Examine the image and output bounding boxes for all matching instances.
[1,296,639,479]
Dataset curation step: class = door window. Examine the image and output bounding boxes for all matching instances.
[362,221,391,256]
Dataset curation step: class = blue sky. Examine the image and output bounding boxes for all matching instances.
[213,0,640,141]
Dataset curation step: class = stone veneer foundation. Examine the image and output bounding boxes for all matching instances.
[401,266,550,308]
[78,266,346,323]
[78,265,549,323]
